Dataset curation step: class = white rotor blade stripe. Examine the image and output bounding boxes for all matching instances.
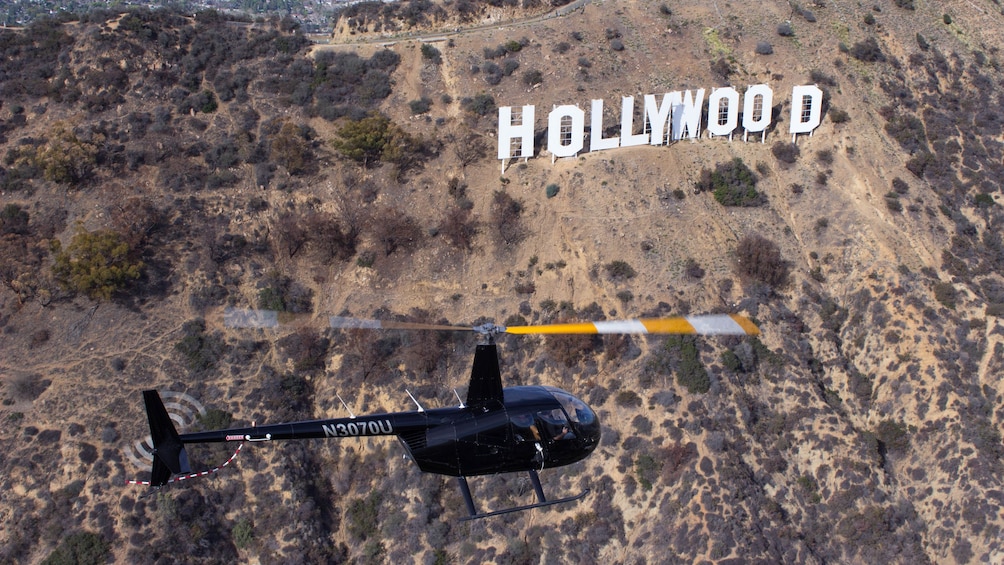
[224,307,278,328]
[592,320,650,333]
[329,316,384,329]
[685,314,749,335]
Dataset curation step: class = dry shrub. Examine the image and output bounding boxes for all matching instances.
[734,234,790,289]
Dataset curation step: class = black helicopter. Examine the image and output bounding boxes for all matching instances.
[139,309,759,519]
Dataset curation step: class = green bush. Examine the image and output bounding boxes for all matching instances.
[933,281,957,309]
[522,69,544,86]
[545,183,559,198]
[669,335,709,394]
[700,158,763,206]
[232,517,254,549]
[460,93,496,116]
[36,122,99,185]
[420,43,442,64]
[876,419,909,452]
[41,531,108,565]
[409,97,432,115]
[51,226,143,300]
[346,491,383,541]
[174,319,225,373]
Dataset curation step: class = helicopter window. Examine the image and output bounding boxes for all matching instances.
[548,390,595,425]
[536,408,574,441]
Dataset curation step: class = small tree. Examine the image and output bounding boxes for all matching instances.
[51,226,143,300]
[701,158,763,207]
[271,122,312,175]
[734,234,790,290]
[37,122,99,186]
[492,190,526,247]
[331,113,395,168]
[373,207,423,255]
[420,43,442,64]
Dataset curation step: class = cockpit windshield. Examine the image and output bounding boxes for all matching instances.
[546,388,596,426]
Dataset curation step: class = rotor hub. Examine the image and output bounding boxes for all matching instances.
[472,322,507,338]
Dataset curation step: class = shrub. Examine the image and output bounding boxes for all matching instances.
[615,390,642,407]
[346,491,383,541]
[943,14,952,25]
[684,258,705,279]
[553,41,570,54]
[933,281,957,309]
[777,22,794,37]
[850,37,885,62]
[771,142,800,164]
[420,43,441,64]
[711,57,734,79]
[460,93,496,116]
[829,107,850,123]
[174,319,225,373]
[278,328,330,373]
[522,69,543,86]
[604,260,637,280]
[437,207,478,250]
[616,290,634,303]
[876,419,910,453]
[331,113,395,168]
[492,190,526,246]
[51,226,143,300]
[734,234,790,289]
[256,271,313,313]
[755,41,773,55]
[863,13,875,25]
[669,335,709,394]
[501,58,520,76]
[233,517,254,549]
[270,122,311,174]
[408,97,432,115]
[885,195,903,212]
[610,39,625,51]
[373,207,423,255]
[36,122,99,186]
[702,158,763,206]
[545,183,559,198]
[41,531,108,565]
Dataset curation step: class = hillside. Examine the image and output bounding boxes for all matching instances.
[1,1,1003,563]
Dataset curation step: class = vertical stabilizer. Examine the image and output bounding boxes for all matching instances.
[465,344,504,408]
[143,390,192,486]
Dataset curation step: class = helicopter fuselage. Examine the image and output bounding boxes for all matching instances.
[179,385,600,477]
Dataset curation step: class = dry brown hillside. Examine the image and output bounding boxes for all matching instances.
[1,1,1003,564]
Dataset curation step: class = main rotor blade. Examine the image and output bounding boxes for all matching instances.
[327,316,472,332]
[223,308,473,332]
[504,314,759,336]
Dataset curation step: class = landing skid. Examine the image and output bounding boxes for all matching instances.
[457,469,590,521]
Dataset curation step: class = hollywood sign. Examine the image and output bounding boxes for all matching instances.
[497,84,823,161]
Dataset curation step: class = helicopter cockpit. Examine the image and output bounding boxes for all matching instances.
[544,387,600,448]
